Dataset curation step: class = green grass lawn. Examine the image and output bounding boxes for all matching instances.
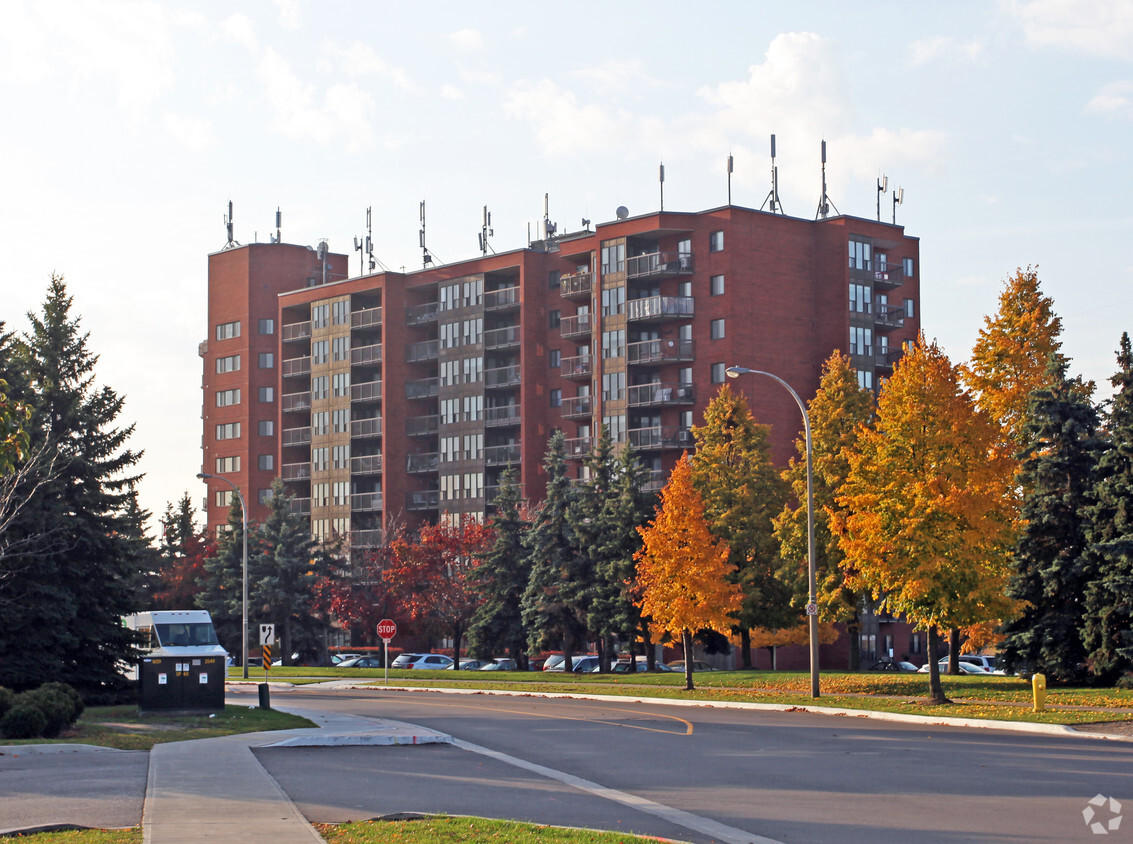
[318,816,685,843]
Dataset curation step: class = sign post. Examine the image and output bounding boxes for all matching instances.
[260,624,276,672]
[376,619,397,685]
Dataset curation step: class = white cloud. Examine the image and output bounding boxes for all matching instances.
[163,112,216,151]
[569,58,664,96]
[909,36,984,65]
[221,13,260,54]
[505,79,630,157]
[449,29,483,51]
[1084,80,1133,119]
[327,42,419,93]
[274,0,301,30]
[1007,0,1133,60]
[440,84,465,100]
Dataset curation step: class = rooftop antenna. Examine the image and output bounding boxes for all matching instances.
[274,207,282,243]
[659,162,665,211]
[815,139,839,219]
[892,186,904,225]
[419,200,433,267]
[223,200,239,249]
[478,205,495,256]
[542,193,557,243]
[760,134,784,214]
[876,175,888,222]
[727,153,734,205]
[354,206,382,276]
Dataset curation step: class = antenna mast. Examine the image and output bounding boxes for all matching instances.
[760,135,784,214]
[727,153,733,206]
[659,162,665,212]
[274,207,282,243]
[892,187,904,225]
[419,200,433,267]
[223,200,239,249]
[542,194,557,244]
[876,176,888,222]
[814,140,839,219]
[478,205,495,256]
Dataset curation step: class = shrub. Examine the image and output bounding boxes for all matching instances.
[1117,673,1133,691]
[20,689,74,738]
[0,703,47,739]
[39,681,84,722]
[0,686,13,720]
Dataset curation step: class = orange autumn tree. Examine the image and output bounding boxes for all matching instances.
[635,454,742,691]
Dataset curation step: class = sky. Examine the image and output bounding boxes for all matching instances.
[1,0,1131,532]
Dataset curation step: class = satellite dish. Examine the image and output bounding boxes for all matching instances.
[616,206,629,220]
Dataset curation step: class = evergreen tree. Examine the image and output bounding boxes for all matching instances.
[468,469,532,665]
[690,384,792,668]
[1082,334,1133,681]
[196,500,250,659]
[1000,358,1102,683]
[153,493,211,611]
[0,276,145,693]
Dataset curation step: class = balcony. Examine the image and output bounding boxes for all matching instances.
[406,339,438,363]
[351,491,383,512]
[282,426,311,447]
[282,356,311,378]
[874,305,906,330]
[351,307,382,330]
[350,344,382,366]
[282,321,311,343]
[642,470,665,493]
[351,529,384,550]
[406,302,439,326]
[626,382,695,408]
[484,286,520,310]
[288,497,311,516]
[626,250,694,281]
[560,312,592,339]
[483,325,521,350]
[484,365,521,389]
[561,354,592,380]
[351,380,382,403]
[627,425,694,451]
[876,346,901,372]
[351,454,383,475]
[406,414,439,436]
[563,436,592,458]
[281,462,310,482]
[484,443,521,467]
[627,295,694,323]
[560,270,593,300]
[561,394,592,420]
[626,338,695,365]
[282,391,311,413]
[351,416,382,438]
[851,260,905,290]
[405,377,439,400]
[407,490,440,510]
[407,452,439,473]
[485,405,521,427]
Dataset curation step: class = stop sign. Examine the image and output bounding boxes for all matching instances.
[376,619,397,640]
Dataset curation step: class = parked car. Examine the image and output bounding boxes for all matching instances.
[570,656,602,673]
[337,656,384,669]
[391,653,455,670]
[917,660,991,674]
[330,653,364,665]
[479,658,518,671]
[612,656,674,673]
[445,659,490,670]
[868,659,920,672]
[543,654,598,672]
[665,660,718,672]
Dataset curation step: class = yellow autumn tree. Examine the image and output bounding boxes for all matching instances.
[635,454,742,691]
[834,336,1018,704]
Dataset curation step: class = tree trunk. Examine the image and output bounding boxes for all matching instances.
[948,628,960,674]
[682,628,695,691]
[847,613,862,671]
[453,626,463,669]
[739,627,753,668]
[927,626,951,704]
[282,616,292,667]
[643,628,655,672]
[562,633,574,673]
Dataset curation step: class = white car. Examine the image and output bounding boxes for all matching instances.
[391,653,454,670]
[917,660,991,674]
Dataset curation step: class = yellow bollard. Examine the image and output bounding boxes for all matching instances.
[1032,673,1047,712]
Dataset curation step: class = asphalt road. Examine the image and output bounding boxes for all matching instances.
[248,685,1133,844]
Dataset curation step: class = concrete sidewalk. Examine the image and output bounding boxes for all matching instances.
[142,705,451,844]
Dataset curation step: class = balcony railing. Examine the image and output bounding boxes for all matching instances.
[351,307,382,330]
[483,325,521,350]
[560,270,593,299]
[406,415,439,436]
[484,405,521,427]
[281,462,310,482]
[563,436,592,458]
[288,497,311,516]
[282,426,311,447]
[626,382,695,408]
[642,470,665,493]
[560,312,592,339]
[282,391,311,413]
[351,416,382,438]
[876,346,901,370]
[351,492,383,512]
[628,425,694,451]
[874,305,906,330]
[405,377,439,399]
[351,454,383,475]
[407,452,439,473]
[484,443,521,466]
[483,286,520,310]
[406,339,439,363]
[626,250,694,280]
[282,321,311,343]
[407,490,440,510]
[351,529,384,549]
[626,338,695,365]
[561,394,592,419]
[350,344,382,366]
[351,380,382,402]
[484,365,521,389]
[626,295,694,322]
[282,356,311,378]
[406,302,439,325]
[561,354,592,379]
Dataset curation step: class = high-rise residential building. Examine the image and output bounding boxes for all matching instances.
[200,205,920,555]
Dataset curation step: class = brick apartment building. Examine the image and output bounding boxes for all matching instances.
[200,203,921,667]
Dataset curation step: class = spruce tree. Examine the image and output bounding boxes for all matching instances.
[1000,357,1103,683]
[196,500,250,658]
[1082,333,1133,681]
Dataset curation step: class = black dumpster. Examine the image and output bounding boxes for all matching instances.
[138,653,225,713]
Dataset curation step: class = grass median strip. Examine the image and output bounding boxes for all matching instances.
[318,816,687,843]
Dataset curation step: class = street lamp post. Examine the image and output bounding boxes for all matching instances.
[197,472,249,680]
[726,365,820,699]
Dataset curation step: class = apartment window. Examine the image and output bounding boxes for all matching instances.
[462,317,482,346]
[464,472,484,499]
[850,326,873,356]
[312,340,329,364]
[679,366,693,385]
[258,454,274,471]
[332,408,349,433]
[215,355,240,374]
[909,632,922,654]
[848,239,872,271]
[441,398,459,425]
[259,386,274,402]
[311,376,328,400]
[677,238,691,267]
[857,370,874,390]
[332,372,350,397]
[258,318,274,335]
[258,488,273,504]
[903,257,915,277]
[549,309,561,329]
[440,436,459,463]
[332,300,349,325]
[333,481,349,506]
[709,231,724,252]
[258,420,274,436]
[711,363,726,384]
[549,349,561,368]
[601,287,625,316]
[332,336,349,361]
[603,414,626,443]
[602,330,625,359]
[463,434,483,460]
[312,411,329,436]
[678,281,692,298]
[850,284,872,314]
[311,448,328,472]
[215,455,240,473]
[904,298,915,318]
[441,474,460,501]
[312,303,330,328]
[463,395,483,422]
[215,422,240,440]
[600,242,625,274]
[463,279,482,308]
[258,352,274,369]
[215,321,240,341]
[549,269,561,290]
[710,275,724,296]
[463,356,482,383]
[215,489,234,507]
[711,318,725,340]
[313,483,329,507]
[602,372,625,401]
[216,388,240,407]
[550,388,562,408]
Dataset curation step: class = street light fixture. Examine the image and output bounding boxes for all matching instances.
[197,472,249,680]
[726,365,820,699]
